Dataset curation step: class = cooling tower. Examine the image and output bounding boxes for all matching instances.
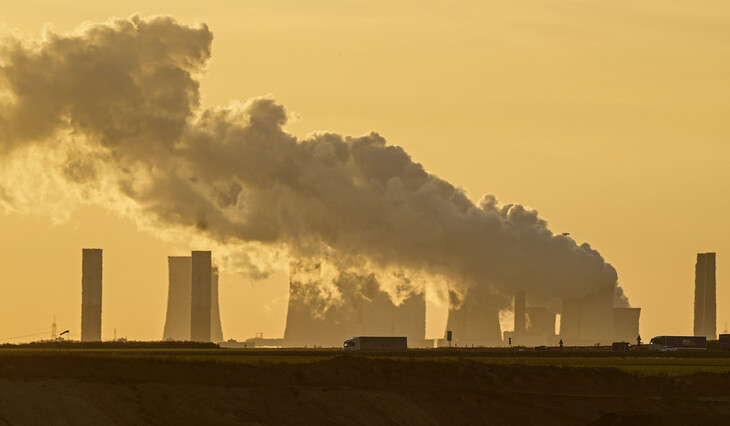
[191,251,212,342]
[445,287,503,347]
[525,307,556,335]
[81,248,103,342]
[694,252,717,340]
[283,261,427,347]
[210,266,224,342]
[162,256,192,341]
[504,300,557,347]
[283,260,347,347]
[514,291,526,333]
[613,307,640,343]
[577,283,616,341]
[560,283,617,344]
[559,298,581,341]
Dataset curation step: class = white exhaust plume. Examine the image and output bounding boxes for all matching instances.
[0,16,628,307]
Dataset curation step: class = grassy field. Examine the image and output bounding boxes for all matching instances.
[1,347,729,424]
[467,356,730,375]
[2,347,729,375]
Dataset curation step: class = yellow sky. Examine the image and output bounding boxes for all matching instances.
[0,1,728,342]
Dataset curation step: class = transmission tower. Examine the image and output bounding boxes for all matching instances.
[51,316,57,339]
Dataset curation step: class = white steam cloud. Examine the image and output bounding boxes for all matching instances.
[0,16,627,307]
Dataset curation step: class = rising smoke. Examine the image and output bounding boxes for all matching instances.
[0,16,628,308]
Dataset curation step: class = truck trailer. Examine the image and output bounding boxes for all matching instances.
[649,336,707,351]
[720,334,729,350]
[343,336,408,351]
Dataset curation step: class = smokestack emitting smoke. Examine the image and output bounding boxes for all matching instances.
[0,16,628,308]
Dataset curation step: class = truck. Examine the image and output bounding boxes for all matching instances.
[343,336,408,352]
[649,336,707,351]
[720,334,729,350]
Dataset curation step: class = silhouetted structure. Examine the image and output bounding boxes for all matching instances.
[81,248,103,342]
[613,307,641,342]
[503,298,557,347]
[210,266,224,342]
[514,291,526,333]
[694,252,716,340]
[560,283,618,345]
[163,256,192,341]
[526,307,556,336]
[444,287,503,347]
[283,260,427,347]
[191,251,212,342]
[163,257,224,342]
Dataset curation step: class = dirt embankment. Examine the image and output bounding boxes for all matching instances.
[0,353,729,425]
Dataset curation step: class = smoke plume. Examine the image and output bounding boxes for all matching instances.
[0,16,627,307]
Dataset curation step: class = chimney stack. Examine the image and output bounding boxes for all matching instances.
[81,248,103,342]
[694,252,717,340]
[190,251,212,342]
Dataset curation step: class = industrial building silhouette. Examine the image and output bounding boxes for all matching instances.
[162,256,192,341]
[80,251,651,347]
[81,248,103,342]
[162,252,224,342]
[210,266,224,342]
[694,252,717,340]
[443,287,503,347]
[283,260,427,347]
[502,282,641,347]
[283,259,644,348]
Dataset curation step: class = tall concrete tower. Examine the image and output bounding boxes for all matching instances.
[162,256,192,341]
[190,251,212,342]
[694,252,717,339]
[210,266,224,342]
[81,248,103,342]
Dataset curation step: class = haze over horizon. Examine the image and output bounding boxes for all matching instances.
[0,1,728,343]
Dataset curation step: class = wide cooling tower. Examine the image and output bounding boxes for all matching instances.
[444,287,503,347]
[526,307,556,336]
[164,252,224,342]
[163,256,192,341]
[560,283,617,345]
[504,301,557,347]
[613,307,640,343]
[283,261,427,348]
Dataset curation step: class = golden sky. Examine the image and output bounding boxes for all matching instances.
[0,1,728,342]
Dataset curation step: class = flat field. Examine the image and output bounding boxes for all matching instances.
[1,346,729,425]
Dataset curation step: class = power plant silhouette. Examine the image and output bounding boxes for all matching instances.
[282,260,428,347]
[79,249,225,343]
[694,252,717,340]
[81,248,103,342]
[74,249,728,347]
[162,251,224,342]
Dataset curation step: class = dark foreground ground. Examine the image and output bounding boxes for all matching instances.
[1,348,729,425]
